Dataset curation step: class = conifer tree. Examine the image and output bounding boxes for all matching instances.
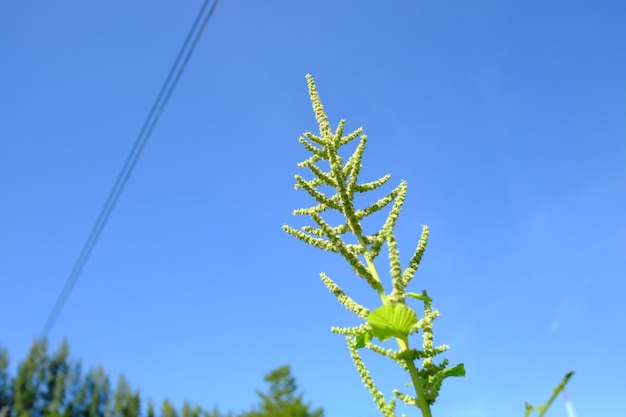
[80,366,110,417]
[1,341,322,417]
[110,374,140,417]
[43,340,70,416]
[182,401,201,417]
[0,348,11,416]
[162,398,179,417]
[239,366,323,417]
[147,399,157,417]
[13,339,48,417]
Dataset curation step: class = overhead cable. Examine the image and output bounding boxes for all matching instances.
[40,0,220,339]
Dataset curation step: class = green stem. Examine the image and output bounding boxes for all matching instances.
[537,372,574,417]
[396,337,432,417]
[357,235,387,301]
[357,234,432,417]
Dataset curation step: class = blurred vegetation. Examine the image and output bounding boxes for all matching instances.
[0,340,323,417]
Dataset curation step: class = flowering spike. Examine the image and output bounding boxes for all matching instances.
[321,272,369,319]
[282,224,335,252]
[345,134,368,196]
[294,175,341,210]
[285,75,461,417]
[387,231,404,304]
[306,74,333,140]
[347,337,397,417]
[402,226,429,287]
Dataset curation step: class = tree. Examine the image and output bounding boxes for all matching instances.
[147,399,156,417]
[109,374,140,417]
[8,341,114,417]
[162,398,178,417]
[1,341,322,417]
[13,339,48,417]
[239,365,324,417]
[43,340,70,417]
[71,365,110,417]
[0,348,11,416]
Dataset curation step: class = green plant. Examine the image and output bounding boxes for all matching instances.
[283,74,572,417]
[525,372,575,417]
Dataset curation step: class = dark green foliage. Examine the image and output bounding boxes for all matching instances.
[13,339,48,417]
[148,399,157,417]
[70,365,109,417]
[110,375,140,417]
[0,348,11,415]
[162,398,178,417]
[0,341,322,417]
[44,341,70,416]
[239,365,324,417]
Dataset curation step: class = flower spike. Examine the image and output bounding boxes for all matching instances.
[285,75,464,417]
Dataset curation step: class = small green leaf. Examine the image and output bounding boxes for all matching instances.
[355,331,372,348]
[441,363,465,378]
[428,363,466,384]
[367,303,417,341]
[406,292,432,303]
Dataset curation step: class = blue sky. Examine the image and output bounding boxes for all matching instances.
[1,1,625,416]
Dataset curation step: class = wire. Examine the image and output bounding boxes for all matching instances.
[40,0,220,339]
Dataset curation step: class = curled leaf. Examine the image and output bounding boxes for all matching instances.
[406,292,432,303]
[367,303,417,341]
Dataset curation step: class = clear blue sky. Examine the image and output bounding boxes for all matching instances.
[1,1,625,416]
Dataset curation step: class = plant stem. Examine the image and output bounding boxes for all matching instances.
[357,235,432,417]
[538,372,575,417]
[357,235,387,302]
[396,337,432,417]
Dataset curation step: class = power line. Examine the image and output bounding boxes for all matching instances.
[40,0,220,339]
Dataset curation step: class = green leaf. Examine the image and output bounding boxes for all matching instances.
[441,363,465,378]
[405,292,432,303]
[355,331,372,349]
[407,364,465,389]
[367,304,417,341]
[428,363,466,384]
